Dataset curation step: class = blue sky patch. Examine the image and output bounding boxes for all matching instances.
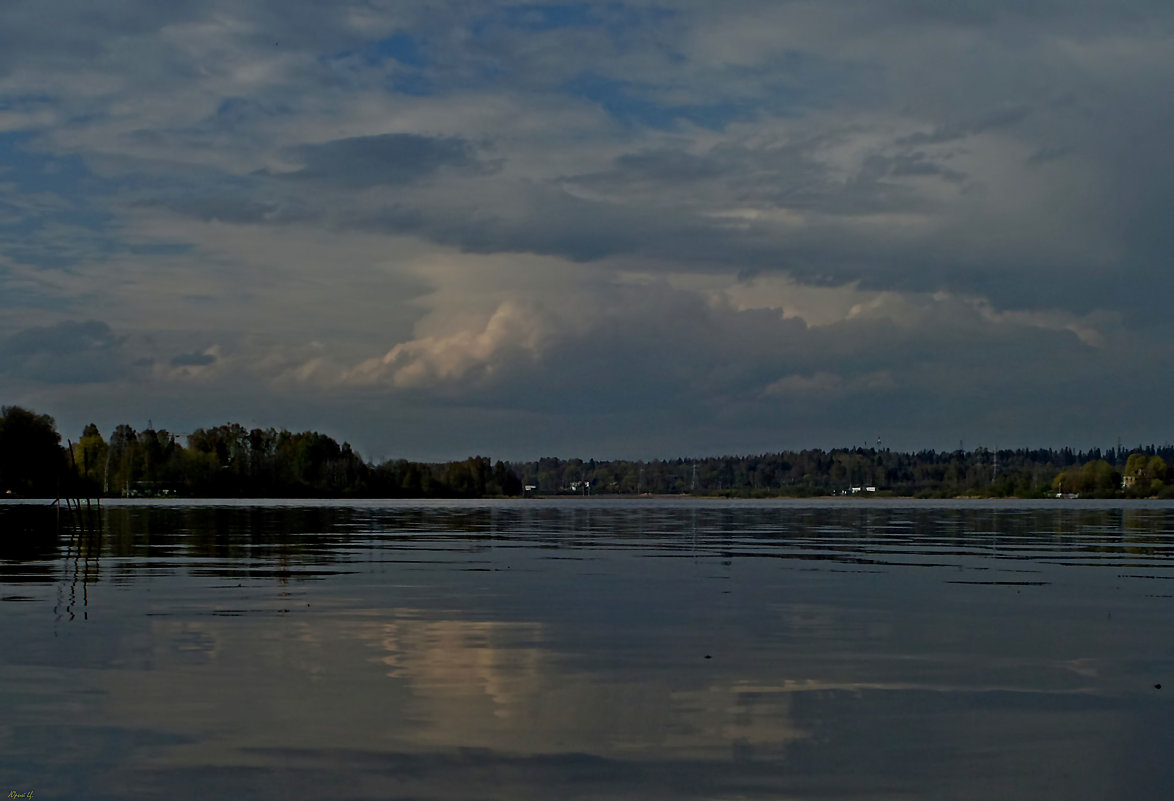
[0,132,94,199]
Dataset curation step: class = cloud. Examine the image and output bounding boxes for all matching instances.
[1,320,115,356]
[0,319,126,384]
[345,300,553,390]
[763,372,843,398]
[169,349,218,367]
[896,105,1033,146]
[274,258,1149,456]
[268,132,486,188]
[2,0,1173,456]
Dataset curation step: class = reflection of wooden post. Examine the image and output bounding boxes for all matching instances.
[67,440,83,533]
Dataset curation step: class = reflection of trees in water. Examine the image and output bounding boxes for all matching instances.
[1024,507,1174,563]
[431,504,1174,568]
[97,506,361,581]
[0,505,62,563]
[10,502,1174,591]
[378,505,1174,569]
[0,504,106,619]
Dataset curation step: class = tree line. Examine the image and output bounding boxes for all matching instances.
[513,446,1174,499]
[1,404,1171,499]
[0,406,521,499]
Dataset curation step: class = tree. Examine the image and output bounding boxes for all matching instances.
[105,424,141,495]
[0,406,64,497]
[1123,452,1168,497]
[73,423,108,493]
[1081,459,1121,497]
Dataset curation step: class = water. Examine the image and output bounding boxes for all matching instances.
[3,498,1174,800]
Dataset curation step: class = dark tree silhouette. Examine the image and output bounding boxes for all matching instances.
[0,406,64,497]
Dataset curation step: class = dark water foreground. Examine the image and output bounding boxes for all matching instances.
[3,498,1174,800]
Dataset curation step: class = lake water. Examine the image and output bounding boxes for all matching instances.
[3,498,1174,800]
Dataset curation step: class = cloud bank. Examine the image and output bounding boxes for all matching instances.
[1,0,1170,458]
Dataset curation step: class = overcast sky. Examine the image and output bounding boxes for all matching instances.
[1,1,1171,460]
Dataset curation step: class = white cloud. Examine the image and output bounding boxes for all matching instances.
[345,299,554,389]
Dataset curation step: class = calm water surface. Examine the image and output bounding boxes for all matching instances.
[3,498,1174,800]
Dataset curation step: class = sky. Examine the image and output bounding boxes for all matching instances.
[1,0,1172,461]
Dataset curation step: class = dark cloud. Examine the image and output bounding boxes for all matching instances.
[424,186,650,262]
[568,138,943,219]
[269,133,486,188]
[336,182,658,262]
[1026,145,1068,165]
[1,320,117,357]
[610,148,729,183]
[169,350,216,367]
[896,106,1032,146]
[0,320,125,384]
[155,195,315,226]
[327,278,1153,458]
[864,153,966,183]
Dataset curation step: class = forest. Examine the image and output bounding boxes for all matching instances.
[513,447,1174,499]
[1,404,1171,499]
[0,406,521,499]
